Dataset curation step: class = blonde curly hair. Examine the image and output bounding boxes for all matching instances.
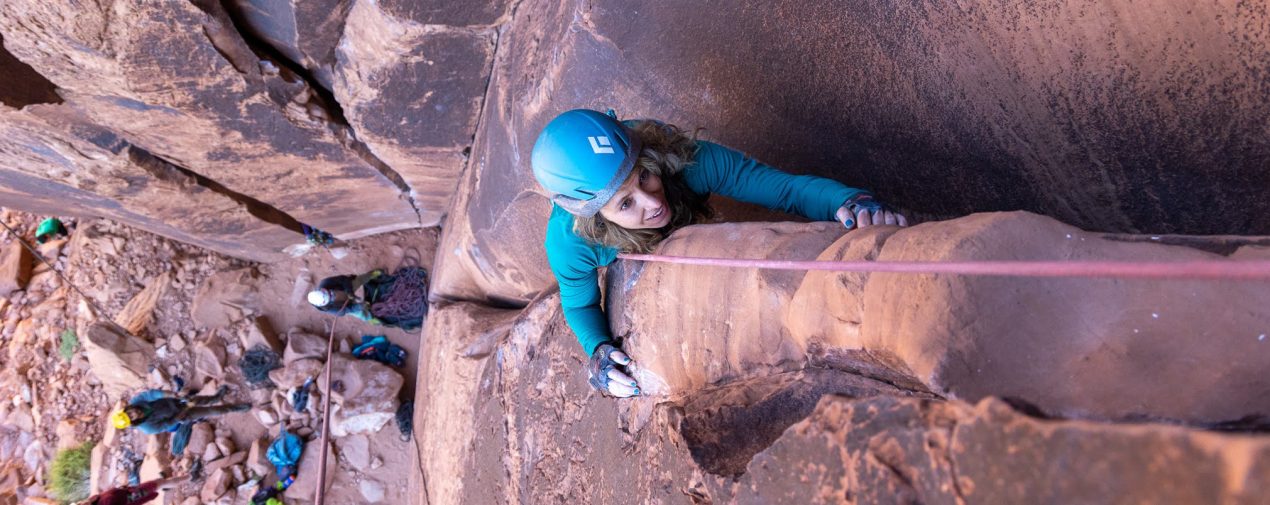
[573,120,715,253]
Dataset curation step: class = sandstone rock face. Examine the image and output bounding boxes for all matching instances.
[411,301,522,503]
[0,104,296,262]
[416,286,1270,504]
[430,0,1270,308]
[0,0,504,259]
[220,0,509,227]
[2,1,1268,501]
[331,0,497,226]
[856,212,1270,424]
[610,213,1270,425]
[607,221,847,395]
[730,395,1270,504]
[0,1,421,238]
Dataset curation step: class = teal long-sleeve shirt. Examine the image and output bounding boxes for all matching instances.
[544,140,868,355]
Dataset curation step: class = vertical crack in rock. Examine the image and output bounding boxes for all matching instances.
[187,0,268,77]
[188,0,425,225]
[460,0,524,180]
[494,350,522,502]
[940,414,969,504]
[866,444,917,492]
[0,34,63,108]
[125,146,307,237]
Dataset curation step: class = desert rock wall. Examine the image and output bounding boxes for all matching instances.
[2,0,1266,264]
[0,0,507,259]
[432,0,1270,307]
[610,213,1270,425]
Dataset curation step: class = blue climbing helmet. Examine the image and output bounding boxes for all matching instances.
[531,109,643,217]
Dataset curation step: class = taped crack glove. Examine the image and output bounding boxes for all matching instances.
[587,343,640,397]
[836,193,908,230]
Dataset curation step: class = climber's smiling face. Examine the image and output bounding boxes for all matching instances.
[599,167,671,230]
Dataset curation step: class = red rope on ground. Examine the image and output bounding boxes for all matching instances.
[617,254,1270,280]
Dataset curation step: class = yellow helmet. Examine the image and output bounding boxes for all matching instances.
[110,410,132,429]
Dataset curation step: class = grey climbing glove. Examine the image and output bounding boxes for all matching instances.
[587,343,640,398]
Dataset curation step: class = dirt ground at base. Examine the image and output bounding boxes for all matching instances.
[0,207,437,504]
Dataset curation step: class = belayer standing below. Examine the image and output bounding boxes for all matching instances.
[307,267,430,331]
[533,109,907,398]
[110,387,250,454]
[307,269,386,324]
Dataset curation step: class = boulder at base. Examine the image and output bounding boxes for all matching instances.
[321,355,403,436]
[0,241,33,297]
[80,321,155,396]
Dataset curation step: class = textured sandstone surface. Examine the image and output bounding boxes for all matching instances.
[2,0,1266,270]
[0,0,507,259]
[222,0,507,226]
[430,0,1270,308]
[0,1,421,238]
[606,221,848,394]
[414,287,1270,504]
[0,104,296,261]
[2,1,1269,503]
[606,213,1270,425]
[856,212,1270,424]
[737,395,1270,504]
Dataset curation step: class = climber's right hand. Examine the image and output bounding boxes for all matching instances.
[587,343,640,398]
[836,194,908,230]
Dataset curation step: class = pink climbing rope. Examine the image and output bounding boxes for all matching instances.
[616,254,1270,280]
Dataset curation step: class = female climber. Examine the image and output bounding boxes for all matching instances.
[533,109,907,398]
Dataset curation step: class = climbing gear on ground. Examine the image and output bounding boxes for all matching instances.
[307,288,334,307]
[259,431,300,503]
[120,448,142,486]
[189,459,205,482]
[532,109,643,217]
[250,482,286,505]
[291,377,314,412]
[239,345,282,388]
[396,401,414,442]
[34,217,67,244]
[301,223,334,246]
[587,343,640,397]
[352,335,408,368]
[110,409,132,429]
[266,431,303,479]
[367,266,429,331]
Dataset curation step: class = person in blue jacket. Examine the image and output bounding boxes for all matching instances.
[110,387,250,439]
[533,109,907,398]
